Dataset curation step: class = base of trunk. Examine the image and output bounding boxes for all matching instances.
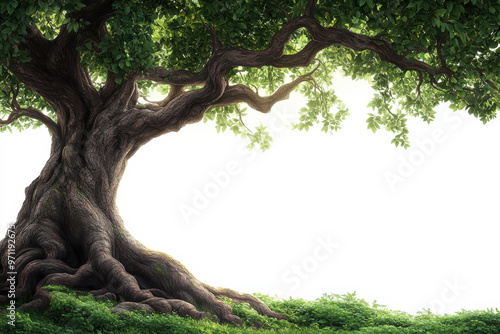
[0,134,287,324]
[4,243,285,324]
[0,193,285,324]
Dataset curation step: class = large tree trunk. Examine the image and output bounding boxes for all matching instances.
[0,124,283,324]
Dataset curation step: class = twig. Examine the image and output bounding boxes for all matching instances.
[304,0,317,18]
[235,104,252,133]
[270,2,291,22]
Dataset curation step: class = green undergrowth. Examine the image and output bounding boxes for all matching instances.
[2,286,500,333]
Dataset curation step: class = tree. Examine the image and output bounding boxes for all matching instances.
[0,0,498,324]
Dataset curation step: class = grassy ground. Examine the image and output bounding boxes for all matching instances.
[1,286,500,333]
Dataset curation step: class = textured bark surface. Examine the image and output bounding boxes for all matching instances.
[0,120,285,323]
[0,0,455,324]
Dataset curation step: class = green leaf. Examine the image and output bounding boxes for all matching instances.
[435,9,447,17]
[459,32,467,44]
[1,0,499,146]
[26,5,36,15]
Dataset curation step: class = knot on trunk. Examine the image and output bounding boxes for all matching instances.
[62,144,84,170]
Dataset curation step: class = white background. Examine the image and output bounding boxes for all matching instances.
[1,75,499,315]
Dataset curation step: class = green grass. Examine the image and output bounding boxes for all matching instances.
[2,286,500,333]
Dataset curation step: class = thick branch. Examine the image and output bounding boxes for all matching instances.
[201,19,225,52]
[3,1,118,138]
[23,108,60,137]
[7,60,88,137]
[100,74,139,110]
[211,70,317,112]
[120,8,456,148]
[198,17,452,77]
[138,85,185,110]
[0,107,61,137]
[121,19,316,137]
[272,18,453,77]
[305,0,318,18]
[68,0,115,46]
[142,67,208,86]
[436,33,449,72]
[0,111,22,126]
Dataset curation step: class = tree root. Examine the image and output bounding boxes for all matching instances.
[4,244,286,324]
[1,188,286,324]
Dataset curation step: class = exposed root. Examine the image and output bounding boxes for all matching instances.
[3,245,286,325]
[89,288,117,301]
[0,186,286,324]
[203,284,288,320]
[17,263,98,311]
[16,259,78,299]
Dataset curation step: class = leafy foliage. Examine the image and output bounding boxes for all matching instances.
[0,0,499,148]
[2,287,500,333]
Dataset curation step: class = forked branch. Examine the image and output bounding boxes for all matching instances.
[211,68,319,112]
[0,83,61,136]
[201,18,225,52]
[121,0,458,148]
[0,107,60,137]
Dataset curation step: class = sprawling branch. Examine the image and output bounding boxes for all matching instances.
[128,14,452,136]
[272,18,454,79]
[0,107,61,138]
[4,0,460,146]
[106,0,463,156]
[211,69,318,112]
[7,58,88,138]
[0,83,61,137]
[142,67,208,86]
[0,111,22,126]
[3,0,118,138]
[138,85,186,111]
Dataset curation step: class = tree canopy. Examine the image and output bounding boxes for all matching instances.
[1,0,498,149]
[1,0,500,324]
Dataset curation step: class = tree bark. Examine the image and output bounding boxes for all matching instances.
[0,118,283,324]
